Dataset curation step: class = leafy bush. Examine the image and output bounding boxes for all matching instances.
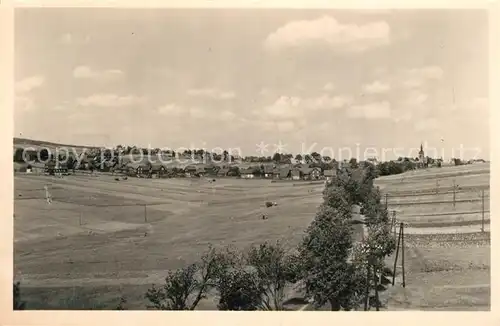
[216,268,263,311]
[246,241,301,310]
[145,246,235,310]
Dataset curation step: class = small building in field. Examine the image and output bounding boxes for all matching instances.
[45,161,68,176]
[300,167,321,180]
[272,167,281,179]
[150,162,167,178]
[240,168,255,179]
[279,167,292,180]
[291,168,301,180]
[184,165,197,177]
[323,169,336,182]
[125,162,147,177]
[262,165,274,178]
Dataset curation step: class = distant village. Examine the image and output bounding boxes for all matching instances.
[13,142,487,180]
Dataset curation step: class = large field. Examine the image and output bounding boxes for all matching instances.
[13,163,491,310]
[14,174,324,309]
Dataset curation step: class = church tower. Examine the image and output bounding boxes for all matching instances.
[418,143,426,168]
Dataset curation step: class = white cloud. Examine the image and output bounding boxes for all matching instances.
[391,90,429,122]
[403,66,444,89]
[401,90,429,107]
[260,94,352,120]
[76,94,145,107]
[306,95,353,110]
[187,88,236,100]
[15,75,45,93]
[158,103,184,116]
[414,118,439,131]
[323,82,335,91]
[348,101,392,119]
[264,96,303,119]
[73,66,124,81]
[362,80,391,94]
[264,16,390,53]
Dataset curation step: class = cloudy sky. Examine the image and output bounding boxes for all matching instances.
[14,9,489,160]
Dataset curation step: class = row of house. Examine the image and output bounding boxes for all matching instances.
[115,161,338,182]
[238,166,335,181]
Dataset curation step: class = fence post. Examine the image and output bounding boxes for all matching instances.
[144,204,148,223]
[79,211,83,226]
[392,226,402,286]
[392,211,397,240]
[385,193,388,210]
[452,180,456,209]
[481,189,485,232]
[401,222,406,288]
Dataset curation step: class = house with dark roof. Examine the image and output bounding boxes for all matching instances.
[44,161,68,176]
[262,165,274,178]
[323,169,336,182]
[279,166,292,180]
[124,161,150,177]
[298,167,321,180]
[240,167,255,179]
[150,162,167,178]
[291,168,301,180]
[184,165,206,177]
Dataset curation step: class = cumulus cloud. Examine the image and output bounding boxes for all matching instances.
[187,88,236,100]
[73,66,124,81]
[362,80,391,94]
[307,95,353,110]
[403,66,444,89]
[264,16,390,53]
[158,103,184,116]
[76,94,145,107]
[264,96,303,119]
[391,90,430,122]
[15,75,45,93]
[262,94,352,120]
[348,101,392,119]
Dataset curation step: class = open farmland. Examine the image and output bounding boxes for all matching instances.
[14,174,324,309]
[13,163,491,310]
[376,163,491,311]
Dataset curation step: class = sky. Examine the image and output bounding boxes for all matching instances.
[14,8,489,161]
